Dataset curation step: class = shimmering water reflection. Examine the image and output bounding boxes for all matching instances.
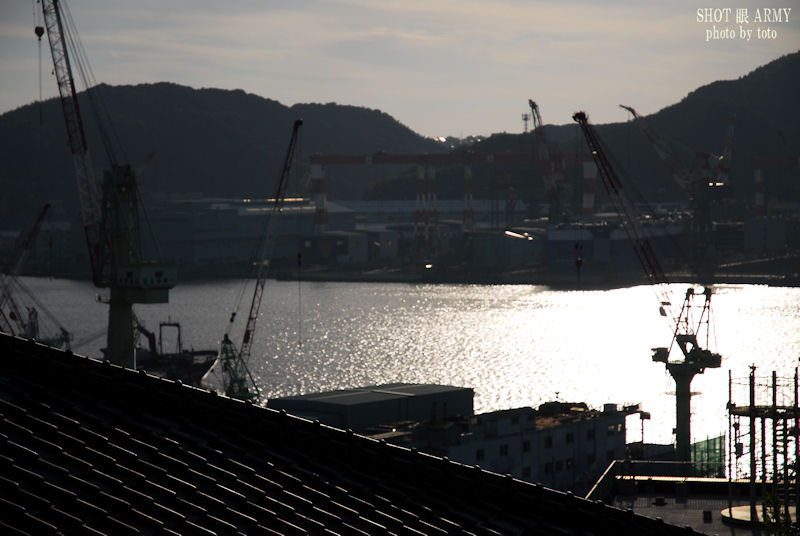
[21,278,800,446]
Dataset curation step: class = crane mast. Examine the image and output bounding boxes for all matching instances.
[41,0,174,368]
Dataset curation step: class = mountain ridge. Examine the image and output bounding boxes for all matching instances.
[1,51,798,231]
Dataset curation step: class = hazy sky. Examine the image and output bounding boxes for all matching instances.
[1,1,798,138]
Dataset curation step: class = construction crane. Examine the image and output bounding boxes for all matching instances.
[0,204,51,336]
[210,119,304,402]
[619,105,735,197]
[619,104,734,260]
[618,105,693,195]
[0,203,72,348]
[40,0,175,368]
[529,100,565,224]
[573,111,721,463]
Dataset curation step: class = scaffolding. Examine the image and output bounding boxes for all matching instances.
[727,366,800,524]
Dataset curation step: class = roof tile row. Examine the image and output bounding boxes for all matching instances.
[1,333,702,535]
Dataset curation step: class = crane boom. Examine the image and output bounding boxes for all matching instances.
[41,0,104,283]
[0,285,25,336]
[215,119,303,401]
[620,104,735,199]
[619,104,693,197]
[7,203,50,279]
[529,100,564,222]
[0,204,52,335]
[572,112,670,295]
[239,119,303,360]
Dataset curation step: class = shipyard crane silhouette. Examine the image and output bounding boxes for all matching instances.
[0,203,71,348]
[573,111,721,463]
[207,119,304,402]
[40,0,175,368]
[529,100,566,224]
[0,204,50,337]
[618,105,735,195]
[619,104,735,265]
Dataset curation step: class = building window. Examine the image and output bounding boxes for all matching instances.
[566,432,574,444]
[476,448,485,461]
[522,466,531,478]
[587,453,596,465]
[556,460,563,472]
[544,436,553,448]
[522,440,530,453]
[500,444,509,456]
[607,425,615,436]
[566,457,575,469]
[544,462,553,475]
[587,428,595,440]
[617,423,623,433]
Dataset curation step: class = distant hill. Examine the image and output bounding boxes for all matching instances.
[1,52,798,232]
[0,83,443,229]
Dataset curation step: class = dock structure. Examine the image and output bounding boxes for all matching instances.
[727,366,800,526]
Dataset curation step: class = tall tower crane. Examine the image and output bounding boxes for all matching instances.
[573,111,721,463]
[40,0,175,368]
[211,119,304,401]
[529,100,565,224]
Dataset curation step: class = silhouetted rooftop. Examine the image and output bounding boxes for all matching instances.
[0,333,704,535]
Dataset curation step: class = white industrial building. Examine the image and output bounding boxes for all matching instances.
[269,383,636,495]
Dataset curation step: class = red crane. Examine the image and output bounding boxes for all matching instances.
[40,0,175,367]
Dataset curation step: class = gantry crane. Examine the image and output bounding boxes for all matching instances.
[573,111,721,463]
[40,0,175,368]
[529,100,566,224]
[210,119,303,401]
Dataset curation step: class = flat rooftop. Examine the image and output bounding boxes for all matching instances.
[270,382,473,407]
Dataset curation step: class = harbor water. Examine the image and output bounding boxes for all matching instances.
[20,277,800,446]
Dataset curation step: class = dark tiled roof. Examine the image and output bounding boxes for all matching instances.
[0,333,703,535]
